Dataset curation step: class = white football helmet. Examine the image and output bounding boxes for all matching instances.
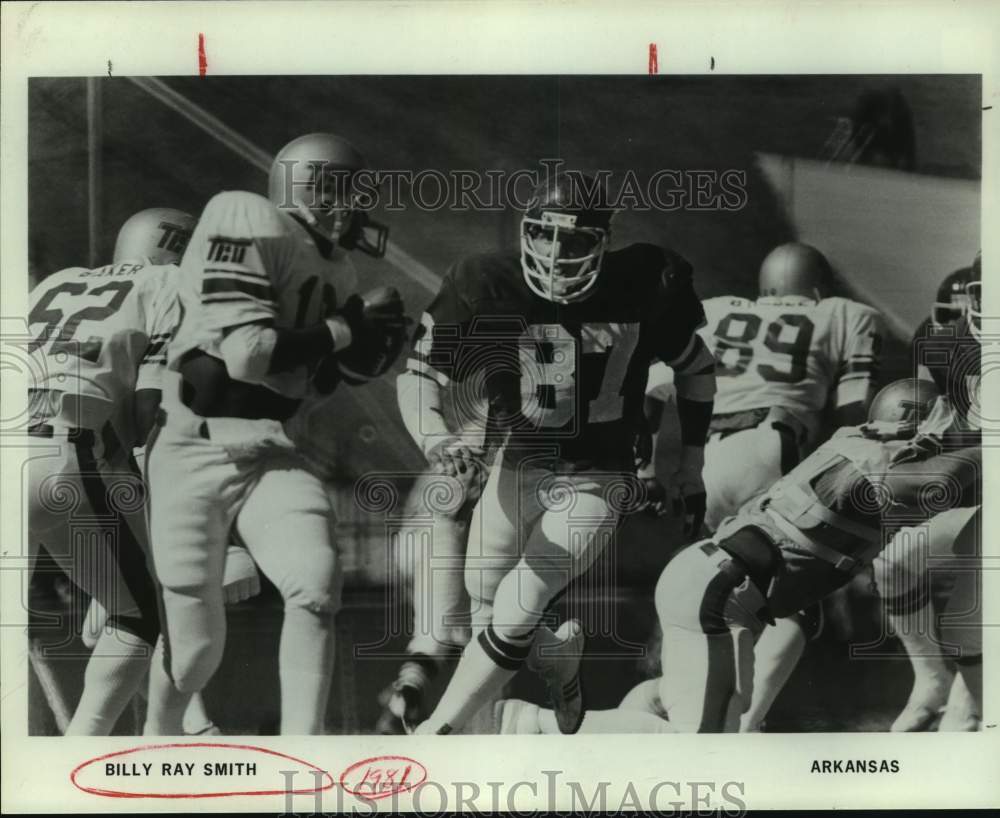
[267,132,387,257]
[758,242,832,301]
[113,208,196,265]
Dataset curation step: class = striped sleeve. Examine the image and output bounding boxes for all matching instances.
[835,302,884,409]
[188,191,291,333]
[135,271,181,392]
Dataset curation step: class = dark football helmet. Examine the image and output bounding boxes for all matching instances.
[930,265,974,327]
[758,242,832,301]
[520,174,613,304]
[867,377,940,426]
[113,208,196,265]
[267,132,388,257]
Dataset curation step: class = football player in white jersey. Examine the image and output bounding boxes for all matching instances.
[26,207,195,734]
[495,379,980,733]
[698,242,883,529]
[142,133,407,735]
[641,242,884,730]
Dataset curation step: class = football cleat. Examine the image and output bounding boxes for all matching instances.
[375,681,428,736]
[526,619,586,734]
[185,722,222,737]
[890,678,952,732]
[492,699,541,735]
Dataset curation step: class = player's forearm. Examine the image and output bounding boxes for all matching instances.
[397,369,451,458]
[884,446,982,507]
[219,319,352,381]
[133,388,162,446]
[668,335,716,406]
[644,395,665,432]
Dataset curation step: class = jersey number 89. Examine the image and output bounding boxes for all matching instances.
[713,312,814,383]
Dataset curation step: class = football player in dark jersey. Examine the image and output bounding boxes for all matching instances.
[396,173,717,734]
[874,252,982,731]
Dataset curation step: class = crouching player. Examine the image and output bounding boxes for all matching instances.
[495,378,980,733]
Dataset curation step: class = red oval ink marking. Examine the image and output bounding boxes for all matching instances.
[340,755,427,801]
[70,742,334,799]
[648,42,658,75]
[198,33,208,77]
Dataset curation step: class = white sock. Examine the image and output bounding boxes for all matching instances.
[182,693,215,734]
[144,638,192,736]
[418,624,527,734]
[65,629,151,736]
[278,607,336,735]
[740,616,807,732]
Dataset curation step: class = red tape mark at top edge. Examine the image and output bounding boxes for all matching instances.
[198,33,208,77]
[648,43,658,75]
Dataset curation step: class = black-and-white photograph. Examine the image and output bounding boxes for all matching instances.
[21,72,983,739]
[2,2,997,812]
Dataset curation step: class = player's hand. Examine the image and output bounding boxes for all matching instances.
[670,481,707,539]
[889,433,944,467]
[336,287,407,338]
[634,455,667,516]
[634,426,654,473]
[222,545,261,605]
[638,474,669,516]
[426,437,485,478]
[669,447,707,539]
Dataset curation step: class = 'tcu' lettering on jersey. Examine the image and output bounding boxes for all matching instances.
[206,236,252,264]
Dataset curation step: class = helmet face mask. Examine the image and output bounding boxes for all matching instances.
[521,211,608,303]
[966,279,982,338]
[967,251,982,339]
[930,266,973,328]
[519,174,613,304]
[268,133,388,257]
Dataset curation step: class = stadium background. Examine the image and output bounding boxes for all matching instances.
[26,75,982,734]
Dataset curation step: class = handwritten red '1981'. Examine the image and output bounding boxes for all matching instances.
[340,756,428,801]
